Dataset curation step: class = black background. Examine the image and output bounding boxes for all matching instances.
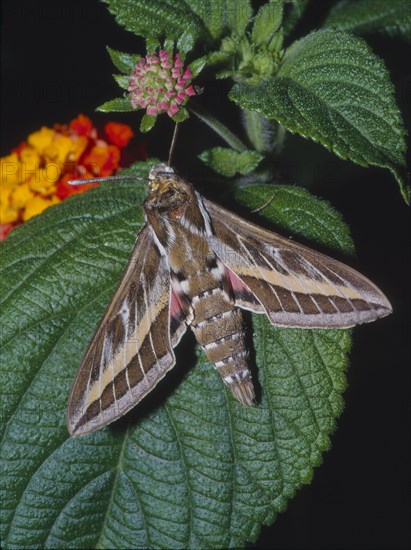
[1,1,410,549]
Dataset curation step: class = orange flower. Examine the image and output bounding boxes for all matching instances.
[83,144,121,177]
[105,122,134,148]
[0,114,138,239]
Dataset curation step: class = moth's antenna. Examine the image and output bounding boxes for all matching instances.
[68,175,146,186]
[168,123,179,166]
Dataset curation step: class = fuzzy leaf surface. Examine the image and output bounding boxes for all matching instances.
[188,0,252,38]
[107,47,141,74]
[101,0,211,49]
[96,97,134,112]
[252,1,283,46]
[199,147,263,176]
[1,162,354,548]
[230,30,409,202]
[324,0,411,42]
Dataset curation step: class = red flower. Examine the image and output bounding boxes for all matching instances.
[105,122,134,148]
[0,223,13,240]
[69,114,94,137]
[56,173,99,200]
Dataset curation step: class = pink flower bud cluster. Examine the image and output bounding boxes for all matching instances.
[128,51,196,118]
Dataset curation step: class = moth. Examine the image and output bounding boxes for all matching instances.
[68,163,392,436]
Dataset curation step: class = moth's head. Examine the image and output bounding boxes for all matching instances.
[148,163,175,187]
[145,163,194,216]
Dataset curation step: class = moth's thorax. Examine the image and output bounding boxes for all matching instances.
[144,164,211,256]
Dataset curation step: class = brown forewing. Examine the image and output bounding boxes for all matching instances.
[67,226,187,436]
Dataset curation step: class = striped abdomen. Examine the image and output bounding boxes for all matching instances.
[172,257,255,405]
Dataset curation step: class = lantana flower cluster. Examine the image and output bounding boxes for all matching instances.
[0,115,136,240]
[128,51,196,118]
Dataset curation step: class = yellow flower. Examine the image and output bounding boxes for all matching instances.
[42,134,88,164]
[0,205,19,224]
[20,146,41,173]
[0,153,20,187]
[1,114,133,240]
[11,182,35,209]
[28,127,54,153]
[0,187,19,223]
[23,195,60,221]
[67,135,88,162]
[28,172,58,195]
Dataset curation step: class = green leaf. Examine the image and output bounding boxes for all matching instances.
[1,159,358,548]
[230,29,409,203]
[96,97,134,112]
[146,36,161,52]
[172,107,190,123]
[140,114,157,132]
[199,147,263,177]
[107,47,141,74]
[101,0,211,48]
[252,1,283,46]
[164,36,175,53]
[113,74,130,90]
[188,0,252,39]
[189,56,207,77]
[324,0,411,42]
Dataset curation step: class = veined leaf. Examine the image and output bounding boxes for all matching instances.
[188,0,252,38]
[172,107,190,123]
[113,74,130,90]
[101,0,211,52]
[230,30,409,203]
[1,161,355,548]
[107,47,141,74]
[199,147,263,177]
[252,1,283,47]
[140,114,157,132]
[324,0,411,42]
[96,97,134,112]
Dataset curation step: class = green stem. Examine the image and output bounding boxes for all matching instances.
[243,109,266,154]
[243,110,287,156]
[275,123,286,154]
[189,102,247,153]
